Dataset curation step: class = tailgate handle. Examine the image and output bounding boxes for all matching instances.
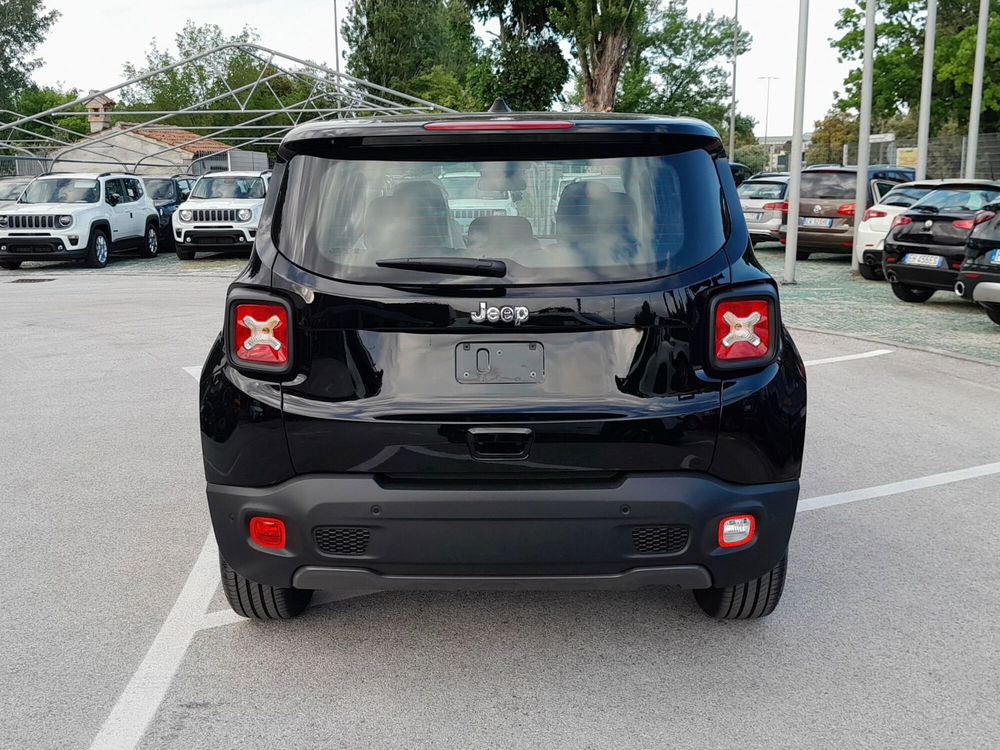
[467,427,533,461]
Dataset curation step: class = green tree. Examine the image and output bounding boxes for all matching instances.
[553,0,651,111]
[616,0,753,137]
[833,0,1000,131]
[0,0,60,110]
[806,109,857,164]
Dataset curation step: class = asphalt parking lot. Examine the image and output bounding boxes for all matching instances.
[2,252,999,749]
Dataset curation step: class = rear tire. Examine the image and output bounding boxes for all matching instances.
[796,251,811,261]
[0,260,22,270]
[693,553,787,620]
[137,224,159,259]
[984,304,1000,326]
[858,262,883,280]
[891,282,934,303]
[220,554,313,620]
[176,247,195,260]
[85,228,110,268]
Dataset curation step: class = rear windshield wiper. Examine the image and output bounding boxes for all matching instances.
[910,204,938,213]
[375,256,507,278]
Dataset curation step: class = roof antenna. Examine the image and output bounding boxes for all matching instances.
[488,98,512,113]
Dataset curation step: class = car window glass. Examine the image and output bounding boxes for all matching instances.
[105,179,125,204]
[191,176,266,199]
[873,180,897,202]
[913,188,1000,212]
[277,149,725,285]
[737,181,786,200]
[799,171,857,199]
[881,186,930,207]
[123,179,140,202]
[0,180,29,200]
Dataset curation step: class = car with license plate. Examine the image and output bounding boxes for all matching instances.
[781,166,914,259]
[142,174,197,251]
[954,201,1000,325]
[199,110,807,622]
[439,170,518,229]
[172,170,269,259]
[738,174,787,244]
[855,180,942,280]
[883,181,1000,302]
[0,172,159,269]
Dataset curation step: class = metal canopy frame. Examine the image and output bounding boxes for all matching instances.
[0,43,455,174]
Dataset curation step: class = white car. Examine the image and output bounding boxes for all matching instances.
[738,175,788,244]
[0,172,159,270]
[855,180,941,279]
[172,170,269,259]
[439,171,517,229]
[0,176,33,210]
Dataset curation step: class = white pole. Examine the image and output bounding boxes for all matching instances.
[966,0,989,179]
[851,0,877,274]
[916,0,937,180]
[728,0,739,158]
[783,0,809,285]
[333,0,341,75]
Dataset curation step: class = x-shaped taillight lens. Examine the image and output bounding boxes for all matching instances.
[233,303,289,365]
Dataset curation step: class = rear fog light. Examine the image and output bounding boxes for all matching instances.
[249,516,286,549]
[719,515,756,547]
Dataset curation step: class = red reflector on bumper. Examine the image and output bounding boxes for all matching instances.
[719,515,756,547]
[249,516,286,549]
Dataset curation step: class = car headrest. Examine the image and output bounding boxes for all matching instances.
[364,182,451,253]
[467,215,536,252]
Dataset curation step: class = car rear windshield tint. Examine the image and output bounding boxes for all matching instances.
[738,181,786,200]
[799,171,857,200]
[276,149,724,285]
[880,187,932,207]
[913,188,1000,212]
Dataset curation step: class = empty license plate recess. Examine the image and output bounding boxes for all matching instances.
[456,342,544,384]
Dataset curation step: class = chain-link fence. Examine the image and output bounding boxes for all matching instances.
[844,132,1000,179]
[0,155,50,177]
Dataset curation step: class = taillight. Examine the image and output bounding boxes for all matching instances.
[837,203,856,216]
[762,201,788,212]
[713,298,774,366]
[233,302,289,365]
[952,218,975,230]
[719,515,756,548]
[249,516,286,549]
[974,210,996,225]
[862,209,887,222]
[890,215,912,230]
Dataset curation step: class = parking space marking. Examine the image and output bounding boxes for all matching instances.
[803,349,892,367]
[798,460,1000,513]
[87,532,219,750]
[182,365,201,379]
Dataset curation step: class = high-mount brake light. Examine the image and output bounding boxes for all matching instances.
[714,298,773,364]
[862,209,887,222]
[762,201,788,212]
[233,303,289,365]
[837,203,857,217]
[422,120,575,131]
[890,215,912,230]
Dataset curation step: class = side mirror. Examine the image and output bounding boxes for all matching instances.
[106,194,120,206]
[180,190,190,200]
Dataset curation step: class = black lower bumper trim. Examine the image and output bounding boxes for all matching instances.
[293,564,712,591]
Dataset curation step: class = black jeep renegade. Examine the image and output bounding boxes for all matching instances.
[199,112,807,621]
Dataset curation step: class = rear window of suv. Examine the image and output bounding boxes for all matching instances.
[799,171,857,200]
[276,148,725,285]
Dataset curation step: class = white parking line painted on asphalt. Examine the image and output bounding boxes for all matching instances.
[798,461,1000,513]
[182,365,201,379]
[803,349,893,367]
[87,532,219,750]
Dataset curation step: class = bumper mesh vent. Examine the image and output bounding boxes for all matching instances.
[314,526,370,556]
[631,525,689,555]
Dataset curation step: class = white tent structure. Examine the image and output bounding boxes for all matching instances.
[0,43,455,176]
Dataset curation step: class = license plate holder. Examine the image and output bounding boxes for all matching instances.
[744,212,762,222]
[801,217,833,228]
[903,253,944,267]
[456,342,544,384]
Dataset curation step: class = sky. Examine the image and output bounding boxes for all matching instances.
[32,0,856,138]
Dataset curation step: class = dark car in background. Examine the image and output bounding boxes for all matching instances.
[955,201,1000,325]
[729,162,753,186]
[782,166,915,259]
[883,181,1000,303]
[142,175,196,251]
[199,111,807,622]
[738,174,788,244]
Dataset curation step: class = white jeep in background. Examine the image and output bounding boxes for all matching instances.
[439,171,517,229]
[0,172,159,270]
[172,171,270,259]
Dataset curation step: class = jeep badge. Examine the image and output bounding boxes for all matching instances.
[471,302,529,325]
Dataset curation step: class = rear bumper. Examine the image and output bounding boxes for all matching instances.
[780,225,854,252]
[862,248,884,268]
[208,473,799,592]
[956,273,1000,303]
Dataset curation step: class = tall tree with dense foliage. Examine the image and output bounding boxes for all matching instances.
[834,0,1000,131]
[806,110,858,164]
[0,0,60,110]
[616,0,752,138]
[553,0,651,111]
[465,0,569,110]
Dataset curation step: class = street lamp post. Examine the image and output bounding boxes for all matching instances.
[966,0,990,178]
[916,0,937,180]
[851,0,877,275]
[784,0,810,285]
[728,0,739,158]
[758,76,780,169]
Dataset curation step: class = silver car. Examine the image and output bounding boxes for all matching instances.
[738,175,788,244]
